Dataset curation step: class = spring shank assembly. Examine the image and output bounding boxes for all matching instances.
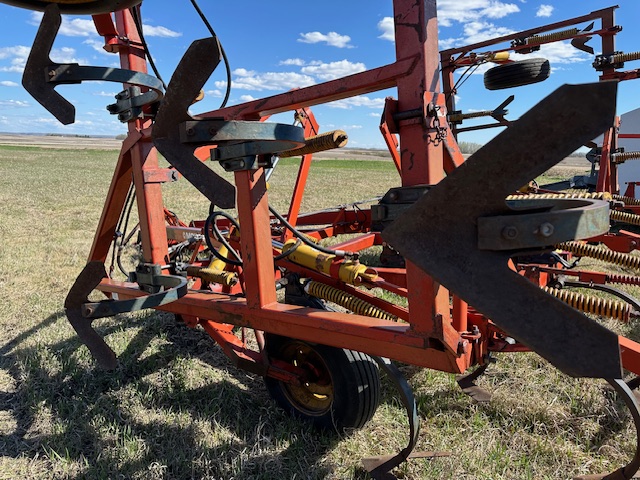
[543,286,631,322]
[558,241,640,269]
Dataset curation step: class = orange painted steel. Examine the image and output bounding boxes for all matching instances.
[74,2,640,392]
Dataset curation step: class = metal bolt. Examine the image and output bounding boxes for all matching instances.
[389,191,398,201]
[538,222,555,237]
[502,226,519,240]
[185,127,195,136]
[48,70,56,77]
[209,127,218,136]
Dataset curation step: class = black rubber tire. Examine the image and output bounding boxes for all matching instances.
[0,0,141,14]
[483,58,550,90]
[264,334,381,432]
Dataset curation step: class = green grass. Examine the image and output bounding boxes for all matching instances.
[0,144,637,479]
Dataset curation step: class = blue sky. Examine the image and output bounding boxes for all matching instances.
[0,0,639,148]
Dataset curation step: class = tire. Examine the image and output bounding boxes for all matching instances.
[264,334,381,432]
[484,58,550,90]
[1,0,141,14]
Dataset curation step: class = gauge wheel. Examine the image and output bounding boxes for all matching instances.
[483,58,550,90]
[0,0,141,14]
[264,334,381,431]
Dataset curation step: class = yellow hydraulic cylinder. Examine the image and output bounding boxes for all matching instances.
[281,239,377,285]
[187,245,238,286]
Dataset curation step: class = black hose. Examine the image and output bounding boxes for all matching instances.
[268,205,348,257]
[189,0,232,108]
[204,211,243,266]
[130,6,167,90]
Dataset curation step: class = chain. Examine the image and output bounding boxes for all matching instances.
[427,104,448,146]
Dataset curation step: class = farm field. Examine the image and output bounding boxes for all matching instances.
[0,142,637,480]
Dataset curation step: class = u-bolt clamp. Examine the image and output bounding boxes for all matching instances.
[22,4,164,125]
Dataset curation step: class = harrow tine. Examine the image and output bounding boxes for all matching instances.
[383,82,622,379]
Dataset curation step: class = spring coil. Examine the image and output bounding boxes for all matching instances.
[278,130,348,158]
[543,286,631,322]
[612,51,640,64]
[612,194,640,206]
[557,241,640,270]
[305,281,397,321]
[612,151,640,164]
[611,209,640,227]
[605,272,640,287]
[506,192,611,201]
[526,28,579,45]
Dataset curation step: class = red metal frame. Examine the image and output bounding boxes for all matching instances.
[83,2,640,387]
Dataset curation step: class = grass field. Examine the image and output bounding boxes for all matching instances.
[0,144,638,479]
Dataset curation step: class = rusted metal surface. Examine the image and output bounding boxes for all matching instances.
[383,82,622,379]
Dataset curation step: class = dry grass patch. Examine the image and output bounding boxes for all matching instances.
[0,145,637,479]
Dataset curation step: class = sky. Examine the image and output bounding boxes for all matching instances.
[0,0,639,148]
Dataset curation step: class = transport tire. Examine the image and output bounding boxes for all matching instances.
[264,334,381,431]
[0,0,141,14]
[483,58,550,90]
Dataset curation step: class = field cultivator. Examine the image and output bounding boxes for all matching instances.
[7,0,640,477]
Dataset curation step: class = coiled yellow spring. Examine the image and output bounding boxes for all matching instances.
[611,51,640,64]
[526,28,579,45]
[611,209,640,227]
[304,281,397,321]
[543,286,631,322]
[557,241,640,269]
[506,192,611,201]
[612,151,640,164]
[612,194,640,206]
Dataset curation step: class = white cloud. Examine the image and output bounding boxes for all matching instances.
[30,11,180,38]
[95,91,117,97]
[83,38,112,55]
[280,58,306,66]
[218,70,316,91]
[378,17,394,41]
[0,81,19,87]
[463,21,515,44]
[517,41,589,64]
[298,31,353,48]
[439,21,516,50]
[0,44,87,73]
[301,60,366,80]
[142,25,182,38]
[238,94,256,102]
[0,100,29,107]
[327,95,385,109]
[536,4,554,17]
[29,12,95,37]
[437,0,520,27]
[0,45,30,73]
[205,89,223,97]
